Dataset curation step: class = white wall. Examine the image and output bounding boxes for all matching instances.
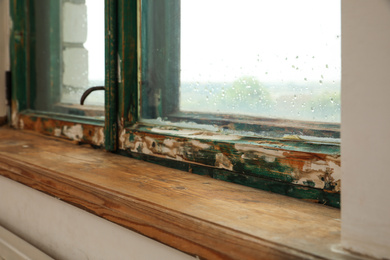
[341,0,390,259]
[0,0,9,118]
[0,176,194,260]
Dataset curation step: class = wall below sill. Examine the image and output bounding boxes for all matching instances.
[0,175,195,260]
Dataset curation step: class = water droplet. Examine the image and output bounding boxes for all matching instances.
[311,107,315,112]
[294,95,297,100]
[296,56,299,59]
[246,85,251,89]
[304,78,307,81]
[330,98,334,103]
[326,64,329,69]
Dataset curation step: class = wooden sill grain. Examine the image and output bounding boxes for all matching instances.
[0,127,351,260]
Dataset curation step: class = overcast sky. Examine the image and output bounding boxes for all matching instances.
[181,0,341,83]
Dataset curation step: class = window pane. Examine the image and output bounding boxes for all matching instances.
[32,0,104,116]
[142,0,340,123]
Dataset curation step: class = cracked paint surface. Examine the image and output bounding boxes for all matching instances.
[13,114,105,147]
[120,127,341,195]
[63,124,83,141]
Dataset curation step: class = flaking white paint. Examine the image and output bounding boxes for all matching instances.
[215,153,233,171]
[190,140,211,149]
[92,128,105,146]
[62,124,83,141]
[54,128,62,137]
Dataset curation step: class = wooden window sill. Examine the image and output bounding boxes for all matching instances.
[0,127,348,259]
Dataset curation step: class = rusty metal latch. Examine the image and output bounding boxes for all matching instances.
[80,86,105,105]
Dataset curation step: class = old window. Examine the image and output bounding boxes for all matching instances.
[11,0,341,207]
[13,0,104,118]
[141,0,340,137]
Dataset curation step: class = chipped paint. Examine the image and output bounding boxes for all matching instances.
[216,153,233,171]
[18,118,24,129]
[63,124,83,141]
[11,100,19,128]
[121,129,341,194]
[118,54,122,83]
[92,128,105,146]
[151,128,241,141]
[191,140,211,149]
[54,128,62,137]
[119,127,132,149]
[235,143,284,156]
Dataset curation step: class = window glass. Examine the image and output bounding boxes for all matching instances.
[141,0,340,124]
[32,0,104,115]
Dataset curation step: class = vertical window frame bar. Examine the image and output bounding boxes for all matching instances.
[104,0,119,151]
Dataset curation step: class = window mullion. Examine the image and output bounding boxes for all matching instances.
[104,0,119,151]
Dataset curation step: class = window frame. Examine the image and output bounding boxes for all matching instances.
[10,0,341,207]
[10,0,110,146]
[119,0,340,207]
[137,1,340,140]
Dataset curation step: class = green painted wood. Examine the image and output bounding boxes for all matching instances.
[26,0,34,109]
[48,1,61,107]
[168,112,340,139]
[118,0,137,126]
[11,0,28,112]
[118,124,340,207]
[27,0,61,111]
[117,150,340,208]
[140,0,180,120]
[11,0,342,207]
[20,110,104,127]
[104,0,118,151]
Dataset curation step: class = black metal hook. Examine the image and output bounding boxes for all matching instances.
[80,86,105,105]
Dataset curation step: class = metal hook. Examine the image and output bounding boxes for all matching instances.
[80,86,105,105]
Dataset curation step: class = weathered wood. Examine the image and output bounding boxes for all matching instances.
[0,128,349,259]
[104,0,118,152]
[0,116,6,126]
[16,114,104,147]
[120,126,341,207]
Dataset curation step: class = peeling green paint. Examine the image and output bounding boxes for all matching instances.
[118,125,340,207]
